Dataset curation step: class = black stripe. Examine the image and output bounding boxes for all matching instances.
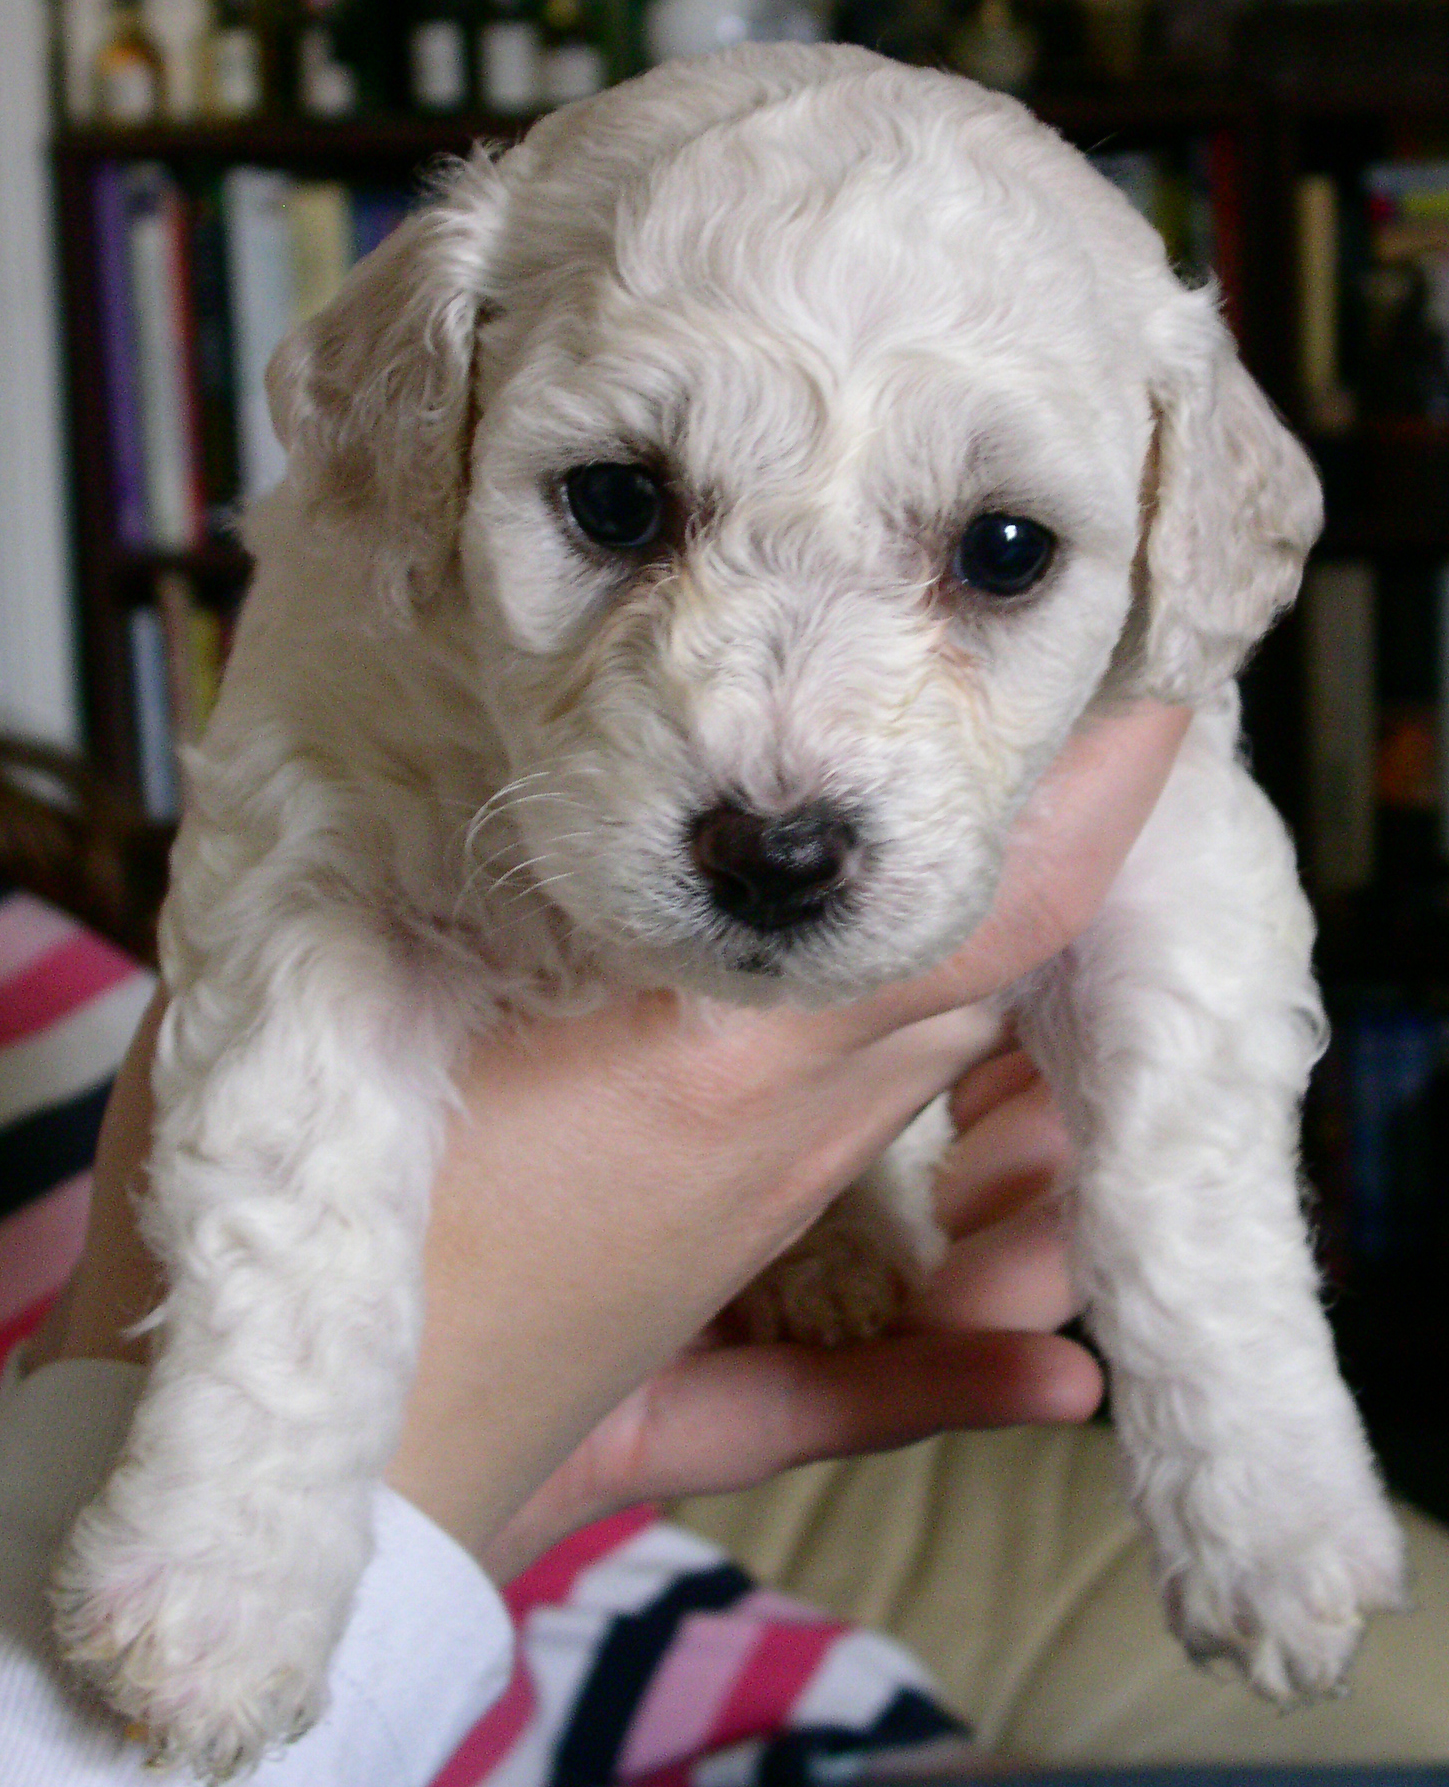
[0,1080,112,1217]
[756,1688,968,1787]
[551,1561,753,1786]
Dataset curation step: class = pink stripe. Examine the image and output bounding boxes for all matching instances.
[627,1765,694,1787]
[736,1588,835,1624]
[428,1510,658,1787]
[618,1601,769,1776]
[0,1291,61,1371]
[706,1619,846,1751]
[0,1173,92,1326]
[427,1657,535,1787]
[0,932,140,1047]
[503,1504,658,1620]
[0,894,76,982]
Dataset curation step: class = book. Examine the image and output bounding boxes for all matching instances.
[1376,563,1442,880]
[1295,174,1352,432]
[222,167,297,502]
[125,164,205,550]
[1088,141,1220,295]
[157,571,225,746]
[92,165,149,549]
[1303,560,1376,897]
[290,182,355,324]
[1359,160,1449,420]
[1342,1002,1445,1267]
[1206,129,1244,342]
[1438,564,1449,863]
[188,176,241,534]
[351,187,413,261]
[127,604,181,821]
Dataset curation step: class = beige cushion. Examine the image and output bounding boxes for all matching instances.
[670,1424,1449,1764]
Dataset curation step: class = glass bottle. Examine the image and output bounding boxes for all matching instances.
[408,0,474,113]
[477,0,539,115]
[95,2,166,120]
[539,0,603,107]
[205,0,265,115]
[295,0,381,118]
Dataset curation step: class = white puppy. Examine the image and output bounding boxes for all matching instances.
[53,44,1404,1777]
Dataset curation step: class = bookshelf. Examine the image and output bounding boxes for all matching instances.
[44,8,1449,1515]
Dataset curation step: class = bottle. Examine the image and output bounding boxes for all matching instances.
[144,0,209,117]
[95,3,166,120]
[539,0,603,106]
[950,0,1037,95]
[295,0,381,118]
[477,0,539,115]
[205,0,265,115]
[407,0,474,114]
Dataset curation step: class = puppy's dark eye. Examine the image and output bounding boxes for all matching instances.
[563,462,665,550]
[953,513,1055,596]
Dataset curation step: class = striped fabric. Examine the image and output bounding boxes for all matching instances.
[431,1511,970,1787]
[0,888,970,1787]
[0,887,156,1359]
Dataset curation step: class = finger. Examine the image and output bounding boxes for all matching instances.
[934,1071,1074,1236]
[947,1044,1036,1134]
[839,702,1190,1040]
[622,1329,1103,1500]
[914,1198,1080,1334]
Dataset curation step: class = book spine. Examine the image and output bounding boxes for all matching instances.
[168,184,210,544]
[223,167,297,503]
[1295,175,1339,420]
[127,604,180,821]
[290,182,355,326]
[92,165,149,548]
[1438,564,1449,863]
[1302,560,1376,897]
[125,165,203,550]
[1207,129,1244,343]
[189,178,241,534]
[188,602,225,739]
[351,187,412,262]
[157,570,197,748]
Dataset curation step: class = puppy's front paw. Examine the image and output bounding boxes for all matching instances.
[735,1212,915,1345]
[52,1470,366,1780]
[1154,1465,1406,1702]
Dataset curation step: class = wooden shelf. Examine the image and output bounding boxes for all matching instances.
[106,542,253,591]
[53,113,527,170]
[1241,0,1449,118]
[1311,425,1449,557]
[1031,77,1246,136]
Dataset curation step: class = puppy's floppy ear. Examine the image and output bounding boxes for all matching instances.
[1132,287,1322,701]
[265,149,509,613]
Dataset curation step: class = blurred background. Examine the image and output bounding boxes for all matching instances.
[0,0,1446,1523]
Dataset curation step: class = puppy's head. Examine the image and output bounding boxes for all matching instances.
[269,46,1321,999]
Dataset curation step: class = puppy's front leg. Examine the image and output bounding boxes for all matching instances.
[51,918,456,1779]
[1018,711,1404,1701]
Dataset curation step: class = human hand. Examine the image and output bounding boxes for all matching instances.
[388,701,1186,1566]
[29,702,1185,1580]
[474,1043,1088,1581]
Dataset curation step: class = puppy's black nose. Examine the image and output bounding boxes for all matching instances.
[690,801,857,934]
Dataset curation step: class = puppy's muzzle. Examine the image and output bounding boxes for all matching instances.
[689,800,858,935]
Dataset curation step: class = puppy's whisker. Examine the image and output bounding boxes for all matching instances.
[500,868,579,912]
[460,789,587,861]
[459,771,565,849]
[484,850,574,900]
[469,828,595,879]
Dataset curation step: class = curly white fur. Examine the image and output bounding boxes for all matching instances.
[51,45,1402,1776]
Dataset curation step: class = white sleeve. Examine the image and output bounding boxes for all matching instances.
[0,1360,514,1786]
